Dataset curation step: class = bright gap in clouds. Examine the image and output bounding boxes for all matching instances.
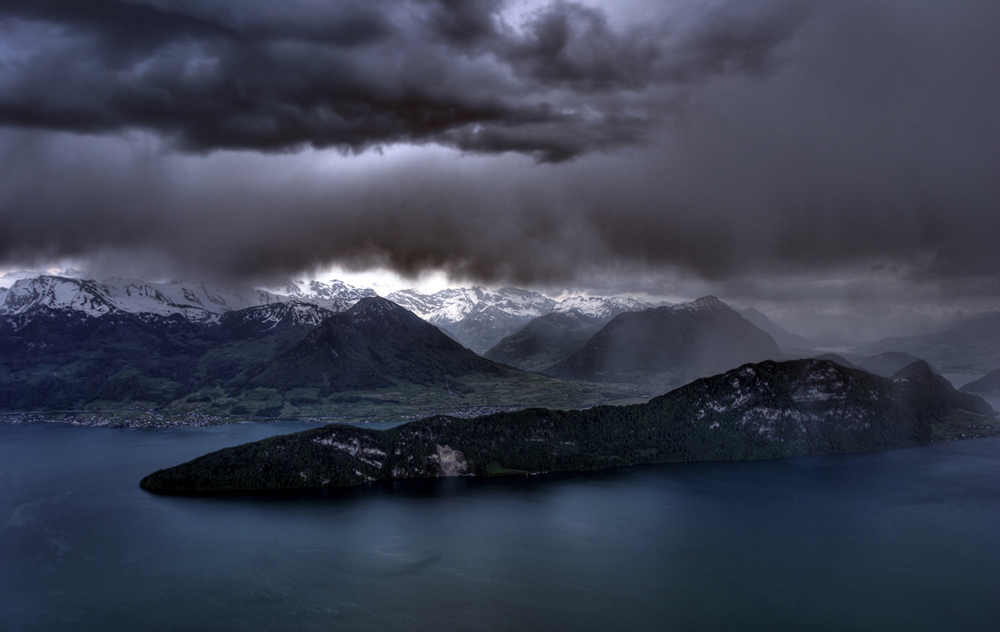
[306,265,455,296]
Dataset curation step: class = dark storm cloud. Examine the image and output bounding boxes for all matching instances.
[0,0,795,161]
[0,0,997,300]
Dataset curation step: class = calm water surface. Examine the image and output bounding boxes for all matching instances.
[1,422,998,632]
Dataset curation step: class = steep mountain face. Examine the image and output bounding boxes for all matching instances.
[0,275,283,321]
[855,313,1000,373]
[253,297,509,392]
[140,359,1000,494]
[739,307,816,351]
[548,297,782,387]
[484,310,608,373]
[960,367,1000,395]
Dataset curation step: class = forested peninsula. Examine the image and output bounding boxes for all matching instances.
[141,359,999,494]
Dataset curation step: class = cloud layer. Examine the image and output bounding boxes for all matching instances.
[0,0,997,305]
[0,0,801,161]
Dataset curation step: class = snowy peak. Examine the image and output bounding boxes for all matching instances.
[386,286,556,325]
[670,295,727,314]
[346,296,408,318]
[285,280,377,308]
[2,276,119,316]
[385,286,652,327]
[385,286,653,353]
[218,301,335,331]
[555,295,652,320]
[0,275,283,321]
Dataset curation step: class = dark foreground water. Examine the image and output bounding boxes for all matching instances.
[1,423,998,632]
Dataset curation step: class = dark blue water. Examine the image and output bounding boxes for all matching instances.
[2,422,998,632]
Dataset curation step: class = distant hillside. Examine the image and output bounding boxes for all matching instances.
[960,367,1000,395]
[484,310,607,373]
[857,352,926,377]
[740,308,816,350]
[810,354,862,370]
[140,359,999,494]
[855,313,1000,373]
[548,297,782,388]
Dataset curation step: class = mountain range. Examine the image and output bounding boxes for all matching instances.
[387,286,651,353]
[0,290,620,420]
[0,275,376,321]
[139,358,999,494]
[0,275,653,355]
[6,272,1000,426]
[0,276,786,421]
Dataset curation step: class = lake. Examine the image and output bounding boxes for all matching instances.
[1,422,998,631]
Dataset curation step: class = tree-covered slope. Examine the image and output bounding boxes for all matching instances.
[140,359,999,494]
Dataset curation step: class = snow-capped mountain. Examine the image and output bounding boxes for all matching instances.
[386,286,652,353]
[284,280,378,311]
[0,275,284,321]
[554,295,652,320]
[385,287,557,352]
[0,273,652,356]
[387,287,556,325]
[215,301,336,338]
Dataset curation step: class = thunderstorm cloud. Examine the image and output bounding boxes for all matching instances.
[0,0,997,306]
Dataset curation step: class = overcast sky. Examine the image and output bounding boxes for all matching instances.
[1,0,998,332]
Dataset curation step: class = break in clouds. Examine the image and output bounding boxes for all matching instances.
[0,0,997,302]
